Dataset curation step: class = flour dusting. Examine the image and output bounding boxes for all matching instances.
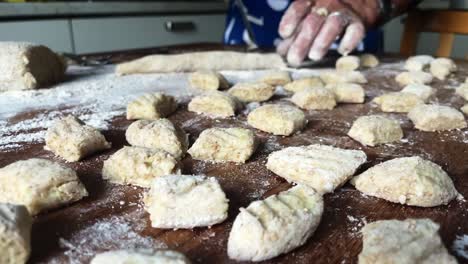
[453,234,468,259]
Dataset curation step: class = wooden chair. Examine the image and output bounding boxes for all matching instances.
[400,10,468,57]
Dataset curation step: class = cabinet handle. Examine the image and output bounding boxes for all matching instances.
[165,21,196,32]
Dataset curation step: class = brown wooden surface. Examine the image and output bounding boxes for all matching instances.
[1,46,468,264]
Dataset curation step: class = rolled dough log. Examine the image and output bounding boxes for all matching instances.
[0,42,66,92]
[116,51,286,75]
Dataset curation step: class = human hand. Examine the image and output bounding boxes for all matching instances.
[277,0,381,66]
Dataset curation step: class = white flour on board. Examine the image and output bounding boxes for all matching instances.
[453,234,468,260]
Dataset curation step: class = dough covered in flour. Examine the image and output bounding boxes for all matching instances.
[45,116,111,162]
[336,55,360,71]
[228,82,275,102]
[0,42,66,92]
[90,249,191,264]
[408,104,467,131]
[291,87,336,110]
[456,82,468,101]
[126,119,188,159]
[373,92,424,113]
[0,159,88,215]
[404,55,434,71]
[430,58,456,80]
[188,71,229,91]
[283,77,324,93]
[188,127,257,163]
[320,70,367,84]
[188,91,240,117]
[358,218,457,264]
[247,104,306,136]
[0,203,32,264]
[359,54,379,68]
[400,83,434,102]
[259,71,291,86]
[102,146,181,188]
[267,144,367,193]
[395,71,433,86]
[348,115,403,146]
[462,104,468,115]
[227,185,323,262]
[126,92,177,120]
[325,83,365,103]
[351,156,459,207]
[144,175,228,229]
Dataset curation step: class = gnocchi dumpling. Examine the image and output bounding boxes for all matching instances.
[408,104,467,131]
[336,55,360,71]
[126,92,177,120]
[188,91,240,118]
[395,71,433,86]
[259,71,291,86]
[0,203,32,264]
[373,92,424,113]
[284,77,324,93]
[400,83,434,102]
[348,115,403,146]
[247,104,306,136]
[91,249,191,264]
[430,58,456,80]
[228,82,275,102]
[291,87,336,110]
[188,71,229,91]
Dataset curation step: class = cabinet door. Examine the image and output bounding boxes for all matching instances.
[0,20,73,53]
[72,14,226,54]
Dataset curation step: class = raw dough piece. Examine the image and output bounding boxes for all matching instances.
[462,104,468,115]
[259,71,291,86]
[336,55,360,71]
[126,119,188,159]
[291,87,336,110]
[430,58,456,80]
[359,53,379,68]
[45,116,111,162]
[0,159,88,215]
[144,175,228,228]
[227,185,323,262]
[188,127,256,163]
[348,115,403,146]
[408,104,467,131]
[0,203,32,264]
[325,83,365,103]
[247,104,306,136]
[320,70,367,84]
[126,92,177,120]
[188,91,240,117]
[116,51,286,75]
[0,42,66,92]
[351,156,459,207]
[267,144,367,193]
[102,146,181,188]
[456,82,468,100]
[283,77,324,93]
[188,71,229,91]
[400,83,434,102]
[373,92,424,113]
[404,55,434,71]
[228,82,275,102]
[91,249,191,264]
[359,219,457,264]
[395,71,433,86]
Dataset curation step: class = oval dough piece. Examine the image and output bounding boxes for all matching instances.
[188,71,229,91]
[291,87,337,110]
[456,82,468,101]
[320,70,367,84]
[188,91,240,118]
[359,218,457,264]
[126,92,177,120]
[283,77,324,93]
[227,185,323,262]
[125,119,188,159]
[325,83,365,103]
[400,83,434,102]
[259,71,291,86]
[267,144,367,193]
[395,71,433,86]
[247,104,306,136]
[462,104,468,115]
[144,175,229,229]
[404,55,434,71]
[351,156,459,207]
[45,116,111,162]
[90,249,191,264]
[348,115,403,146]
[408,104,467,131]
[0,203,32,264]
[430,58,456,80]
[336,55,360,71]
[373,92,424,113]
[228,82,275,102]
[0,159,88,215]
[188,127,257,163]
[102,146,181,188]
[359,54,379,68]
[0,42,66,92]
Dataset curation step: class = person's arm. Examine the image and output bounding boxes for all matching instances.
[277,0,421,66]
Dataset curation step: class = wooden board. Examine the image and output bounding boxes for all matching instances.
[1,49,468,264]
